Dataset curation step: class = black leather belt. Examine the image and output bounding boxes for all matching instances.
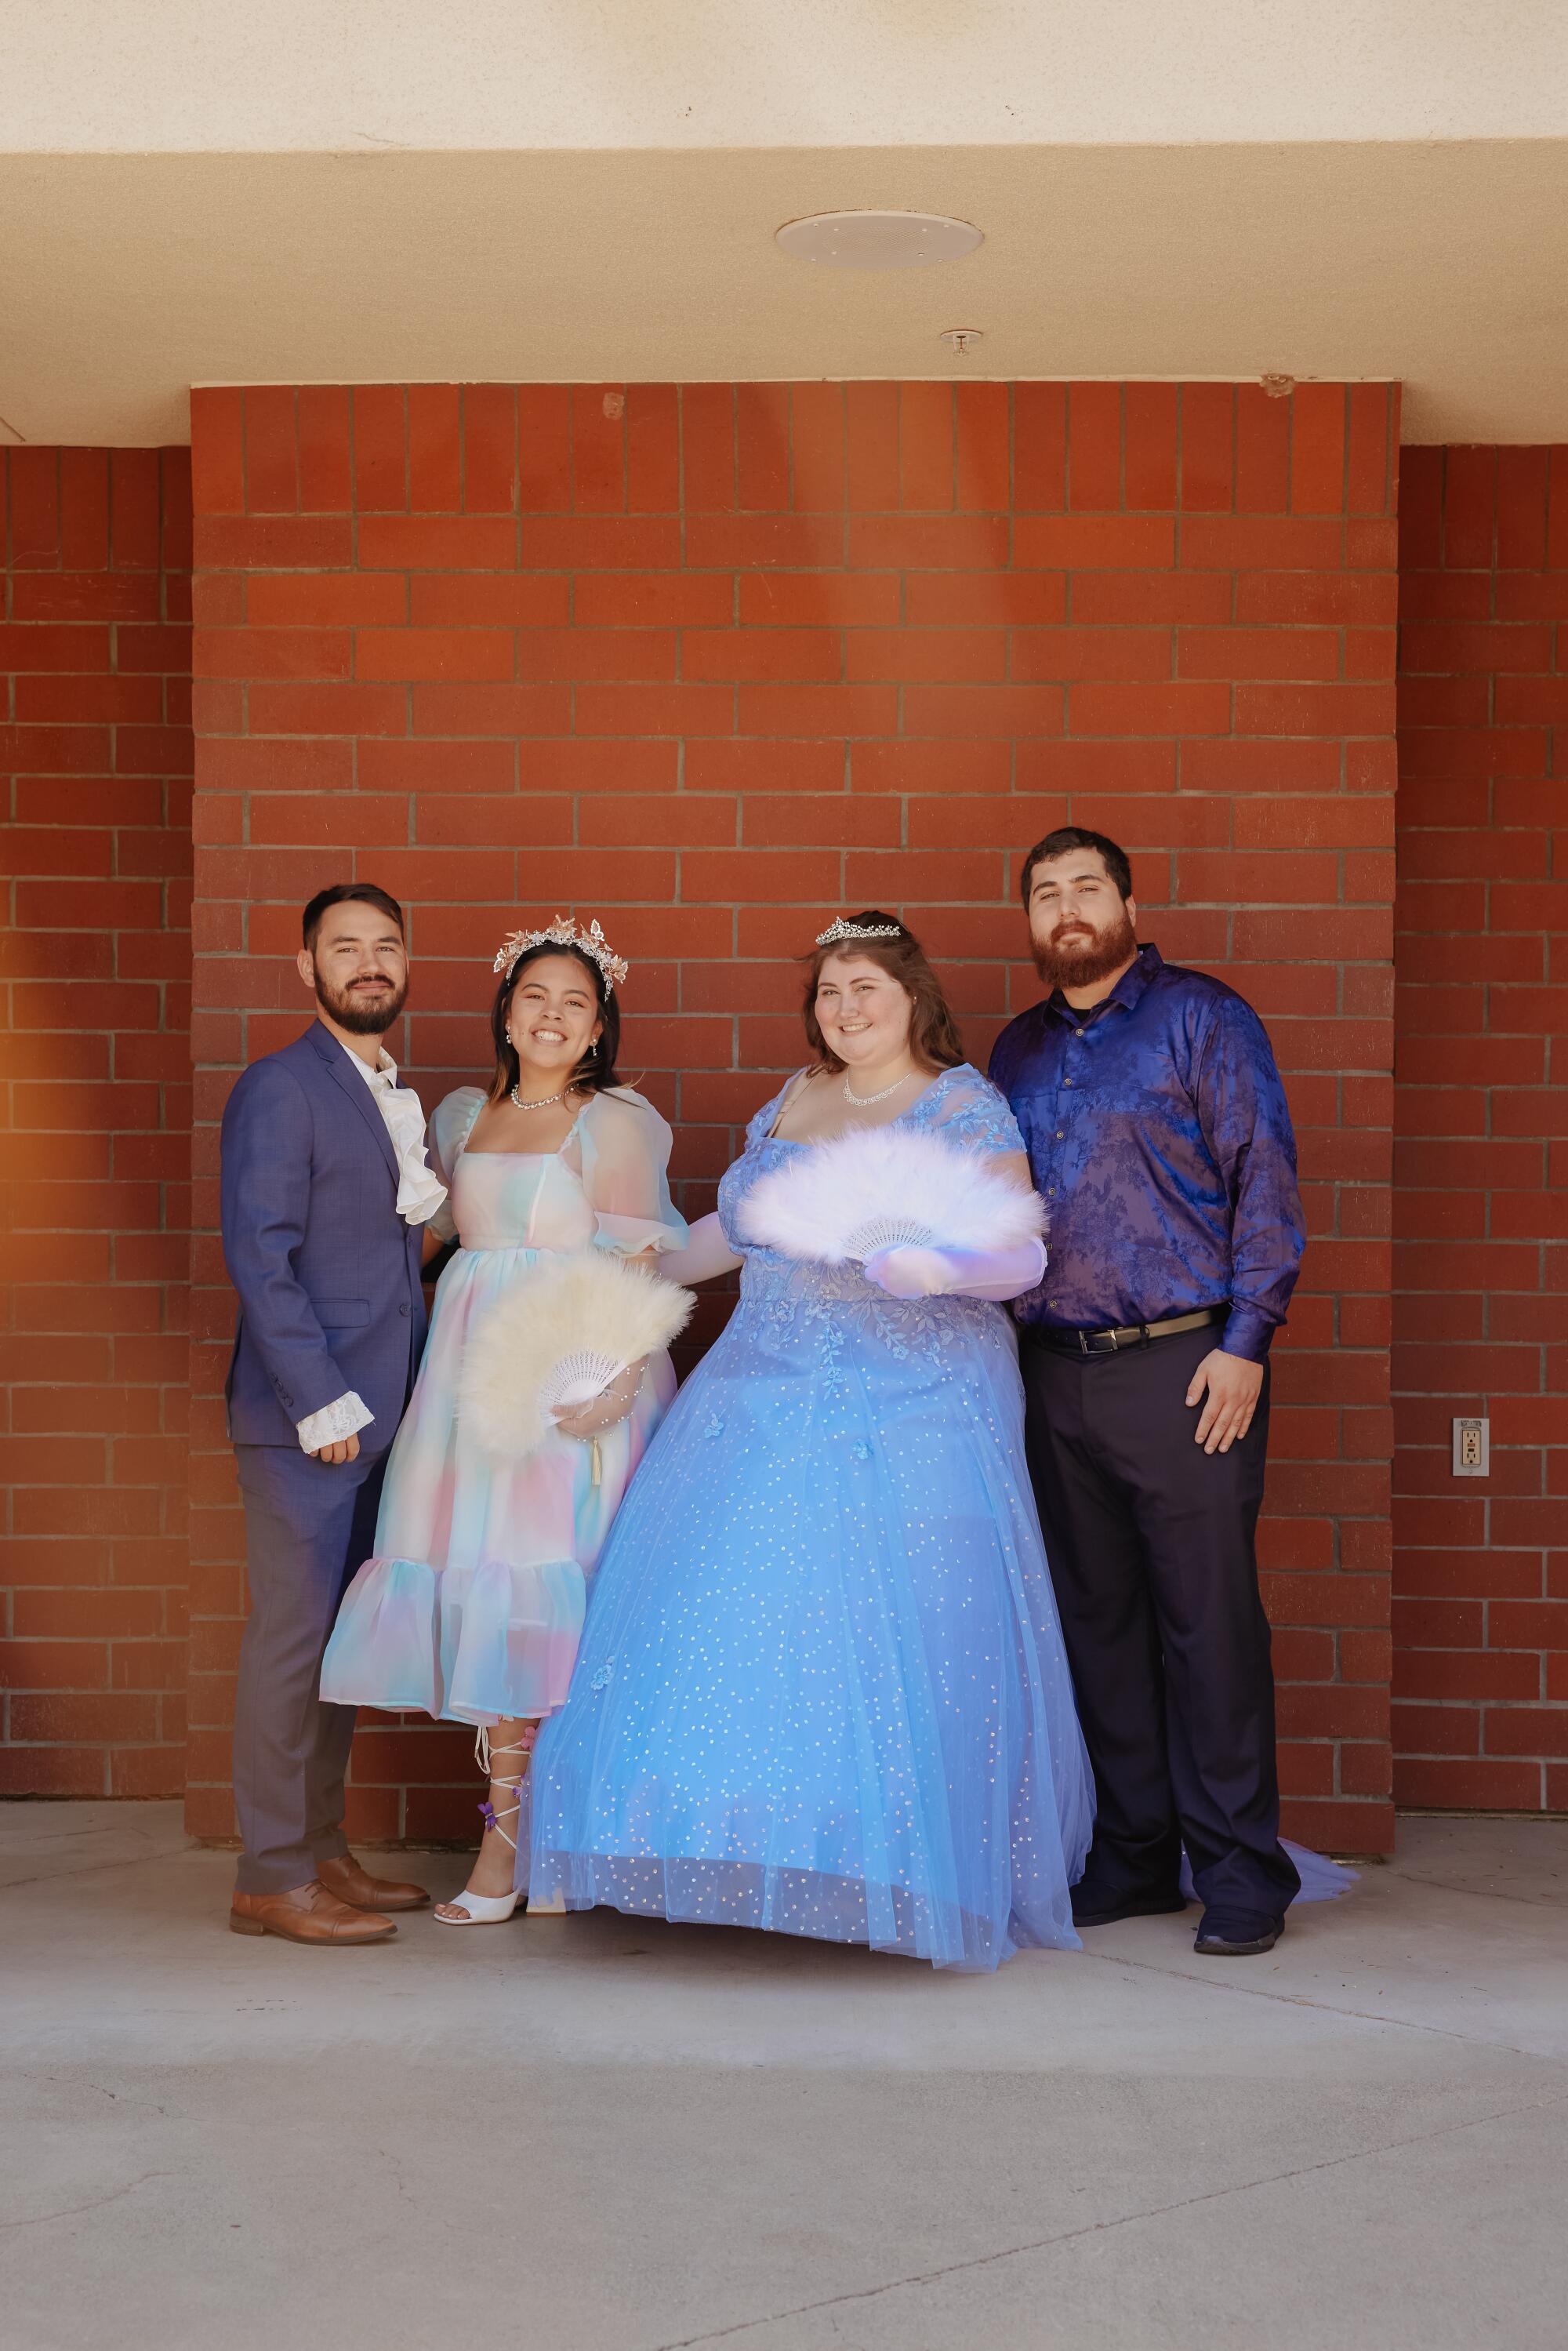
[1028,1304,1229,1357]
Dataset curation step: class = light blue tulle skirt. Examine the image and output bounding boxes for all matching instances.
[1234,1843,1358,1905]
[524,1262,1096,1972]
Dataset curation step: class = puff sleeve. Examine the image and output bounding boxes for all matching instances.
[573,1088,688,1256]
[424,1086,486,1246]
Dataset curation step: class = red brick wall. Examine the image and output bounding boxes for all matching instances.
[1393,446,1568,1809]
[187,380,1399,1852]
[1,446,193,1795]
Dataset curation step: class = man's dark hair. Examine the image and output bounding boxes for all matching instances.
[302,882,405,952]
[1018,827,1133,907]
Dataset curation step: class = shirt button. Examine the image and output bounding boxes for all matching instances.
[1055,1129,1065,1139]
[1075,1027,1085,1037]
[399,1303,411,1317]
[1063,1077,1072,1087]
[1048,1187,1058,1197]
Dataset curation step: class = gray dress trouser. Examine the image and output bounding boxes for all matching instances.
[230,1441,388,1895]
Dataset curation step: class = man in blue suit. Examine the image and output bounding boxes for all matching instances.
[221,883,447,1944]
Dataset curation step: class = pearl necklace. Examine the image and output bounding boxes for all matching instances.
[843,1067,916,1108]
[510,1081,574,1112]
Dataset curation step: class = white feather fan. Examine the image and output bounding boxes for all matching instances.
[736,1124,1046,1266]
[458,1252,695,1461]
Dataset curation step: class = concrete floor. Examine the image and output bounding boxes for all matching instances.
[2,1806,1566,2351]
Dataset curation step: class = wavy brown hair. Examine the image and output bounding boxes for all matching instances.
[801,911,966,1075]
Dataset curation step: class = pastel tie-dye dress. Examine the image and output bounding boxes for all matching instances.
[321,1085,687,1728]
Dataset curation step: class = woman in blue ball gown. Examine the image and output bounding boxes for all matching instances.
[526,914,1094,1971]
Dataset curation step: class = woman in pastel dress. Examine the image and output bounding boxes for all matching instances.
[321,917,685,1924]
[528,914,1094,1972]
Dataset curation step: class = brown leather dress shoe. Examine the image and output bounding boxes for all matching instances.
[318,1852,431,1912]
[230,1880,397,1945]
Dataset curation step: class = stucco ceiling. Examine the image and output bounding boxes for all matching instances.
[8,1,1567,151]
[2,139,1564,446]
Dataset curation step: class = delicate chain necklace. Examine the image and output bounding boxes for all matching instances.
[510,1082,574,1112]
[843,1067,916,1108]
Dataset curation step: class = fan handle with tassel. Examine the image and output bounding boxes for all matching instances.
[539,1348,633,1486]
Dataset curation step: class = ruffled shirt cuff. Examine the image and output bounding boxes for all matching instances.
[296,1392,375,1454]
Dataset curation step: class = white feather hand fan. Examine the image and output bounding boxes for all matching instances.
[736,1125,1046,1265]
[458,1252,695,1461]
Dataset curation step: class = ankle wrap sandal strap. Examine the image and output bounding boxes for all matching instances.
[473,1724,538,1854]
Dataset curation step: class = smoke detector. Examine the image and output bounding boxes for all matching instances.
[775,212,983,270]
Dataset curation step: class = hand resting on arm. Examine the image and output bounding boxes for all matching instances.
[862,1236,1047,1303]
[862,1150,1047,1304]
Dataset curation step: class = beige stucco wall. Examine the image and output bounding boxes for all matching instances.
[3,138,1565,445]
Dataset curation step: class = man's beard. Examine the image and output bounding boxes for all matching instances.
[1032,904,1138,991]
[314,965,408,1036]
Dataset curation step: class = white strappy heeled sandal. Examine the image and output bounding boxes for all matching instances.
[434,1728,532,1927]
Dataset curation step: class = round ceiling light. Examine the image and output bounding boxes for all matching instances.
[775,211,983,271]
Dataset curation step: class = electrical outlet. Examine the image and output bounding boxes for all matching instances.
[1452,1417,1490,1477]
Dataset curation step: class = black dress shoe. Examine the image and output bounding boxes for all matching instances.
[1072,1888,1189,1929]
[1193,1912,1285,1957]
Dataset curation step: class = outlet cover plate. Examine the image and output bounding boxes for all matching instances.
[1453,1417,1490,1477]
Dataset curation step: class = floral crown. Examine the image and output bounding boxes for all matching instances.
[815,915,904,948]
[492,915,630,994]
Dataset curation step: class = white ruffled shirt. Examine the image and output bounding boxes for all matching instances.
[295,1045,446,1455]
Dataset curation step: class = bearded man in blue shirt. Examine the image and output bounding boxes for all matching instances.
[990,827,1306,1957]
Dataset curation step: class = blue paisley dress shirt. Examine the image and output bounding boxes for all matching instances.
[989,944,1305,1362]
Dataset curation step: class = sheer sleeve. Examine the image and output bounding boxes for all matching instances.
[573,1088,689,1255]
[424,1086,485,1245]
[924,1065,1029,1157]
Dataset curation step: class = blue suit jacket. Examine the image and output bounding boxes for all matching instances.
[220,1021,428,1452]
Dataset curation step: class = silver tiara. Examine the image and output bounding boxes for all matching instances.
[815,917,903,948]
[492,915,630,994]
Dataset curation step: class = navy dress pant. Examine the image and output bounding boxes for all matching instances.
[1019,1323,1299,1924]
[231,1442,387,1895]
